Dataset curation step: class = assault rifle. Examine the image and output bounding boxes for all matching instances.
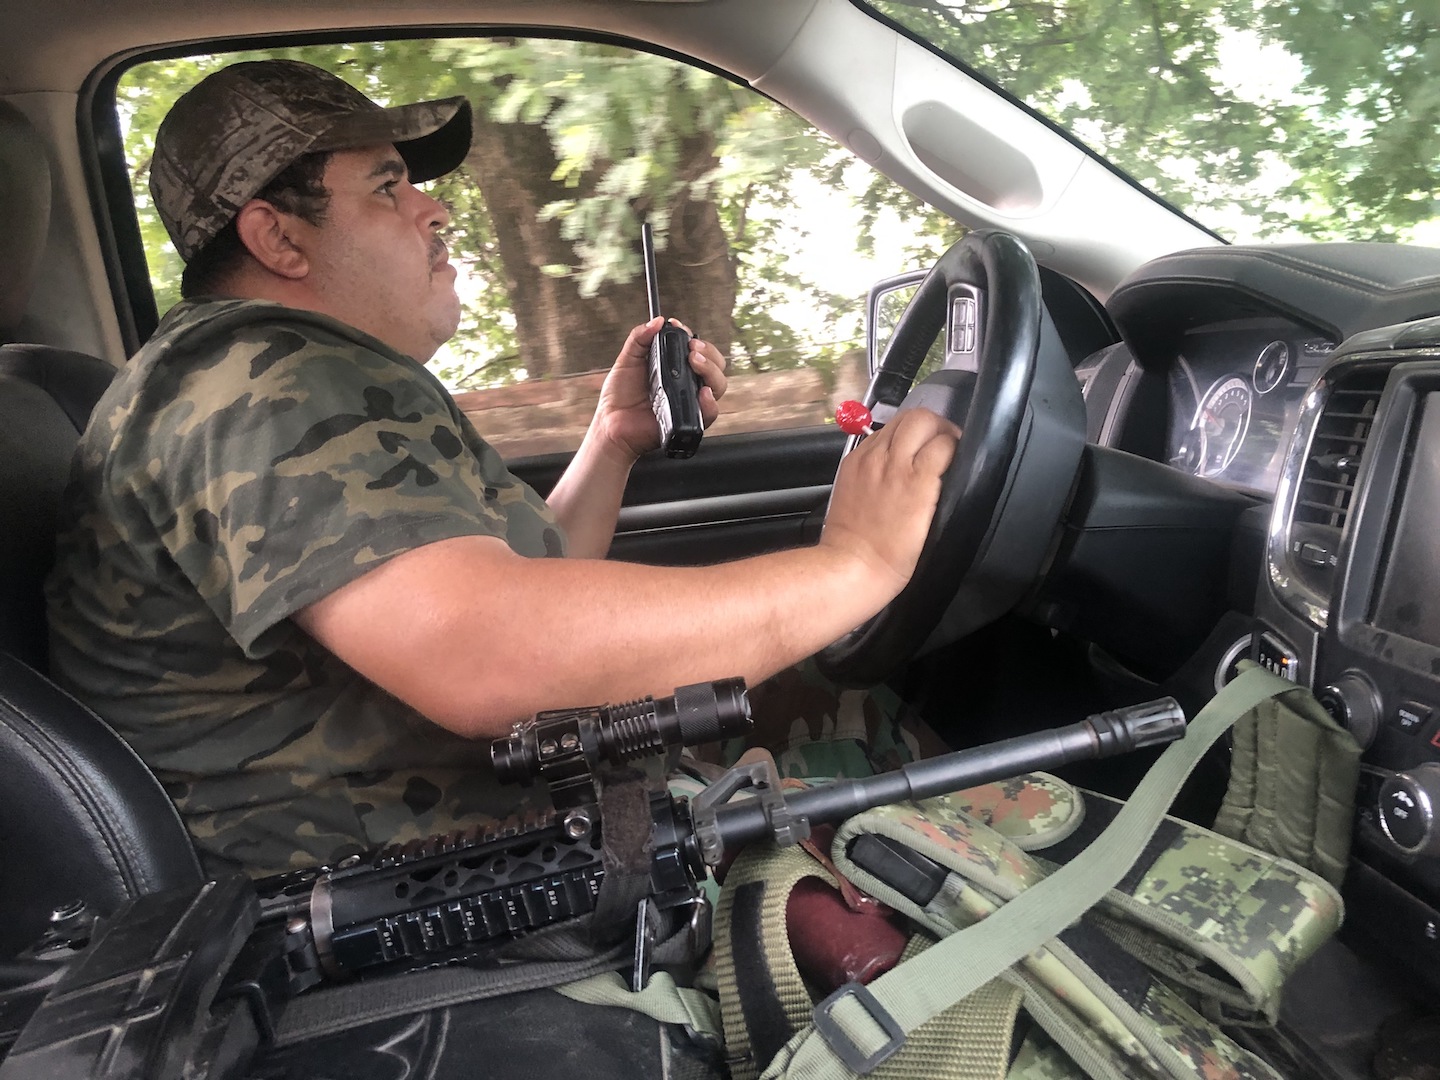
[0,681,1190,1080]
[257,679,1188,994]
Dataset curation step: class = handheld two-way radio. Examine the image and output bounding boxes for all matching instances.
[641,222,705,458]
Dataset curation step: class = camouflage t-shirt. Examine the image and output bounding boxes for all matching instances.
[45,298,566,877]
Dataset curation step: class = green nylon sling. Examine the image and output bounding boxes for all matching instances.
[756,664,1301,1080]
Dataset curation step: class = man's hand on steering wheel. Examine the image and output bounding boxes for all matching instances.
[819,408,963,609]
[817,230,1073,686]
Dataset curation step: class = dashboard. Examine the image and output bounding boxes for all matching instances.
[1088,243,1440,993]
[1259,325,1440,993]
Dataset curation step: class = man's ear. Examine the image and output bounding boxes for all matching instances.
[234,200,309,280]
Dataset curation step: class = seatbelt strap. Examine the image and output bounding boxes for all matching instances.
[271,939,631,1046]
[761,666,1297,1080]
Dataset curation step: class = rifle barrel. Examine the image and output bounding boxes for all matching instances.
[707,698,1186,853]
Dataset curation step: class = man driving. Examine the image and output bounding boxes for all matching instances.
[45,60,959,877]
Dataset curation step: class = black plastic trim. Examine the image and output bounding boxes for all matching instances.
[616,484,829,534]
[1110,245,1440,359]
[512,426,846,505]
[1037,444,1257,677]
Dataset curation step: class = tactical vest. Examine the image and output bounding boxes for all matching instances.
[712,667,1354,1080]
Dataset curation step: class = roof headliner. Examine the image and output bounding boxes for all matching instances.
[0,0,792,98]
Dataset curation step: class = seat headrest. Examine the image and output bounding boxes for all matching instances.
[0,102,53,341]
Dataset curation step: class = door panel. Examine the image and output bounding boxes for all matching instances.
[509,427,845,565]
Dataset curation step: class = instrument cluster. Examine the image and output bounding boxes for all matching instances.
[1165,322,1335,494]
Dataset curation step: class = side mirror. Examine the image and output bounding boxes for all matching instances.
[864,269,947,379]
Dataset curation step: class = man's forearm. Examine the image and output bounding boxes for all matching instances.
[543,421,636,559]
[296,534,895,738]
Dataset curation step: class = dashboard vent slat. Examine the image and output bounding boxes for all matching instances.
[1322,410,1376,422]
[1292,368,1389,533]
[1301,478,1353,493]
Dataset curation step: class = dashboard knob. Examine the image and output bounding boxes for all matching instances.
[1317,670,1381,749]
[1377,763,1440,858]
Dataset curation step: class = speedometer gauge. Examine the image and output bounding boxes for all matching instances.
[1189,375,1252,478]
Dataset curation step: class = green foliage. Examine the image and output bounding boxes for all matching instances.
[868,0,1439,242]
[115,7,1437,393]
[439,39,745,293]
[118,38,896,387]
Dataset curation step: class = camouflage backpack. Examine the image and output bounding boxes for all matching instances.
[711,666,1349,1080]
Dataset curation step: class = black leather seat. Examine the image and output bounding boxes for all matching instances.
[0,98,199,970]
[0,344,202,960]
[0,344,116,671]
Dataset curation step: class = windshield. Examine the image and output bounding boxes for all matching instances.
[864,1,1439,245]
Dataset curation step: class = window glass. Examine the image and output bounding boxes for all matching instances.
[864,0,1440,245]
[117,39,950,456]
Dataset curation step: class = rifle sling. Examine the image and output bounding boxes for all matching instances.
[763,665,1297,1080]
[271,937,634,1046]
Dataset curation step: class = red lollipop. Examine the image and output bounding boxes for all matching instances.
[835,400,875,436]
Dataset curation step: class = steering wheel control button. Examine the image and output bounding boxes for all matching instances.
[835,400,876,436]
[1392,701,1434,735]
[1378,764,1440,857]
[949,294,977,355]
[1317,669,1381,749]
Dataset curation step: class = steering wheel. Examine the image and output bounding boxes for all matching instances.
[816,230,1045,686]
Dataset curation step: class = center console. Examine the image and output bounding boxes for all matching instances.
[1254,314,1440,989]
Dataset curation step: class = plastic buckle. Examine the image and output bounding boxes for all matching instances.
[812,981,905,1074]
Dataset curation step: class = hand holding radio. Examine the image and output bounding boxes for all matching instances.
[589,229,725,464]
[641,222,707,458]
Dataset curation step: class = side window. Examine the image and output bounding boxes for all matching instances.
[118,38,947,457]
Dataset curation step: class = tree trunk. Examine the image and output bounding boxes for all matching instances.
[464,111,736,379]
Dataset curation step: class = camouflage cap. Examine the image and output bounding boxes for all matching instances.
[150,59,473,262]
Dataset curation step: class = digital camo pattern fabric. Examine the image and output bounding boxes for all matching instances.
[1077,791,1342,1022]
[46,297,565,876]
[1123,822,1343,1018]
[1006,1030,1085,1080]
[831,783,1311,1079]
[943,774,1084,850]
[833,780,1072,900]
[1137,979,1281,1080]
[691,657,951,781]
[1007,974,1283,1080]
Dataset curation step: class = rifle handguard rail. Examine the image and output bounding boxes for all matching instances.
[259,687,1187,990]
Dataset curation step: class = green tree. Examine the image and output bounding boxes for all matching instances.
[870,0,1439,242]
[119,38,889,389]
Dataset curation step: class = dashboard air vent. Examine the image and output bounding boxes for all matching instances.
[1293,367,1389,533]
